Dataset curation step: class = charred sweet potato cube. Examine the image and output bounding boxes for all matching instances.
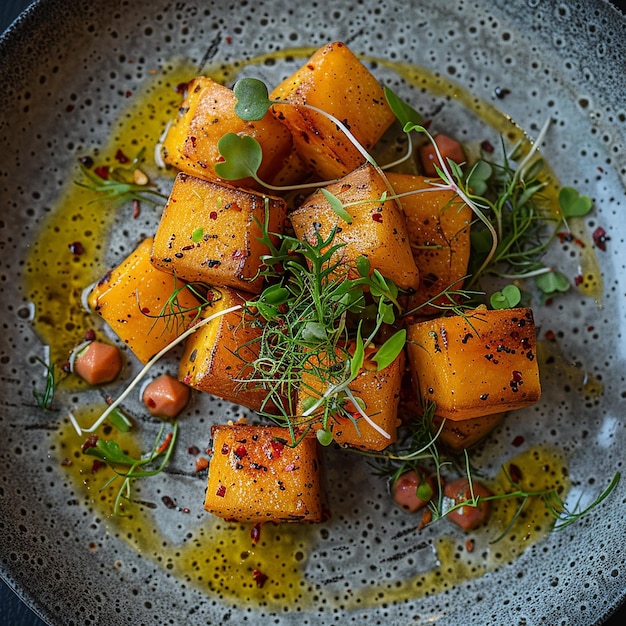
[269,42,396,180]
[161,76,303,188]
[151,173,286,293]
[290,164,419,291]
[178,287,277,412]
[296,345,403,451]
[205,423,324,523]
[87,238,201,364]
[406,306,541,421]
[386,173,472,316]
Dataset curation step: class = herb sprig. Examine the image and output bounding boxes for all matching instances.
[75,148,167,206]
[242,213,405,446]
[32,356,65,411]
[84,421,178,515]
[367,403,620,540]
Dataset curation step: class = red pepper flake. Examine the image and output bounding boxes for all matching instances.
[157,432,173,455]
[270,440,284,459]
[91,459,106,474]
[511,435,525,447]
[195,457,209,472]
[250,522,262,545]
[141,306,150,314]
[216,484,226,498]
[115,149,129,164]
[125,90,132,98]
[544,329,556,342]
[94,165,110,179]
[188,445,200,455]
[84,328,96,341]
[81,434,99,452]
[209,211,218,220]
[66,104,75,113]
[557,231,572,244]
[60,457,72,467]
[511,370,523,383]
[252,568,268,588]
[132,199,140,219]
[465,539,475,553]
[574,274,584,286]
[182,375,191,385]
[371,213,383,223]
[68,241,84,255]
[592,226,608,251]
[221,442,231,455]
[480,139,495,153]
[225,36,233,44]
[234,444,248,459]
[508,462,523,483]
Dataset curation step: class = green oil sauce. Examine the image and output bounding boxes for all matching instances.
[32,49,576,612]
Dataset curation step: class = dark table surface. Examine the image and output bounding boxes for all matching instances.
[1,0,625,625]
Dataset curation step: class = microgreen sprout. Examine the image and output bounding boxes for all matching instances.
[217,77,396,202]
[75,148,167,206]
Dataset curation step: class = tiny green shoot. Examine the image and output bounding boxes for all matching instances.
[84,421,178,515]
[75,149,167,206]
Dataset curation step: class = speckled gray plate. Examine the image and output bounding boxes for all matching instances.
[1,1,626,624]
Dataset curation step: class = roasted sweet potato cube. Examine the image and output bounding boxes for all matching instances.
[296,346,402,451]
[178,288,277,412]
[161,76,302,188]
[290,164,419,291]
[269,42,396,180]
[406,306,541,421]
[151,173,286,293]
[387,173,472,316]
[205,424,324,523]
[87,238,201,364]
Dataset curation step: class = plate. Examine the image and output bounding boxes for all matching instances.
[1,1,625,625]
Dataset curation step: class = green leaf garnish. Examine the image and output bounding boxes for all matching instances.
[372,329,406,371]
[84,422,178,515]
[320,188,353,223]
[466,160,492,196]
[233,77,273,121]
[316,428,334,446]
[192,227,204,243]
[215,133,263,181]
[106,407,133,432]
[558,186,593,218]
[490,284,521,309]
[535,270,570,295]
[383,86,423,127]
